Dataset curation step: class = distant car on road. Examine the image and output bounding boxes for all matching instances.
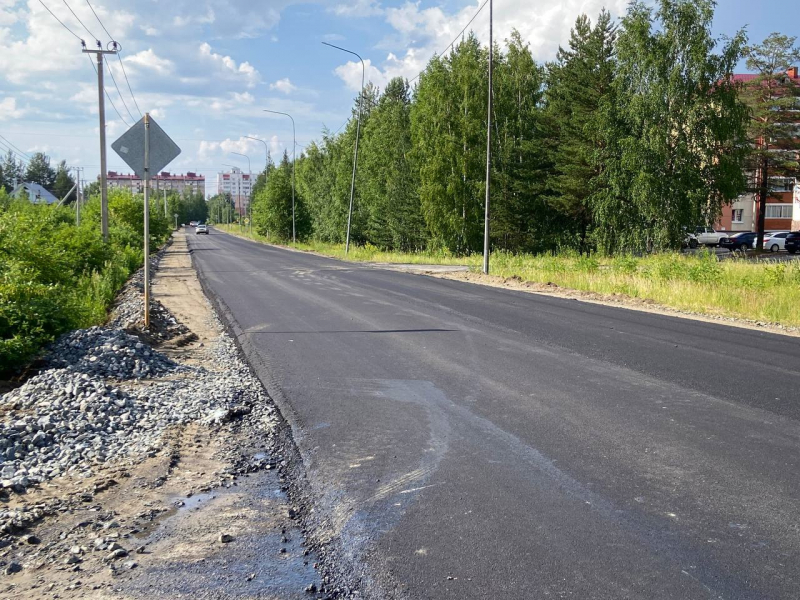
[190,221,198,227]
[785,231,800,254]
[195,224,209,234]
[719,231,758,252]
[694,226,730,247]
[762,231,790,253]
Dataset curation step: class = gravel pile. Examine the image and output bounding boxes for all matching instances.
[108,247,191,342]
[45,327,178,379]
[1,246,274,496]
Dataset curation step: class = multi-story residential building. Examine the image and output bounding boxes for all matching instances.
[217,167,252,216]
[717,67,800,233]
[105,171,205,195]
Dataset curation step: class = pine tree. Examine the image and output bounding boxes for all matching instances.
[52,160,76,203]
[740,34,800,249]
[544,12,616,253]
[24,152,56,190]
[360,77,426,250]
[253,151,308,241]
[1,150,23,191]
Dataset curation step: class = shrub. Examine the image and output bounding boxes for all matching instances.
[0,189,170,374]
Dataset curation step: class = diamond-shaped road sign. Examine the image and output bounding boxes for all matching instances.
[111,116,181,178]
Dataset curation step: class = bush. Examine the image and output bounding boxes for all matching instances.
[0,190,169,374]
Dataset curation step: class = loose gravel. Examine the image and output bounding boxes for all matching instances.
[0,249,273,504]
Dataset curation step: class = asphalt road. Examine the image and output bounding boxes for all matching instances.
[188,229,800,600]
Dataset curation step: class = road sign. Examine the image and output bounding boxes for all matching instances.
[111,116,181,178]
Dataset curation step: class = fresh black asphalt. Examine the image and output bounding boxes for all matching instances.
[188,229,800,599]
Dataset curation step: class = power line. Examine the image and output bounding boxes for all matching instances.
[0,134,32,160]
[84,0,111,39]
[38,0,83,41]
[104,54,136,121]
[87,55,130,127]
[0,141,30,167]
[409,0,489,83]
[61,0,98,42]
[86,0,142,117]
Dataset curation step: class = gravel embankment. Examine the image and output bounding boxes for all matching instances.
[0,250,275,527]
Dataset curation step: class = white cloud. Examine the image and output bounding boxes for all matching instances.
[123,49,175,75]
[270,78,297,94]
[270,135,284,157]
[198,135,262,160]
[199,42,260,87]
[335,0,633,90]
[0,97,26,120]
[330,0,383,18]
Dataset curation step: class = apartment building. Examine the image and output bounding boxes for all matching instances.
[217,167,252,216]
[105,171,205,195]
[717,67,800,233]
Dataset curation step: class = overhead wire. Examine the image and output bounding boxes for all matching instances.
[37,0,83,41]
[87,55,131,127]
[0,134,32,160]
[0,141,30,167]
[409,0,489,83]
[61,0,98,42]
[104,54,136,121]
[86,0,142,117]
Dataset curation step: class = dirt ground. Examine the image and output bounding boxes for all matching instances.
[1,233,322,599]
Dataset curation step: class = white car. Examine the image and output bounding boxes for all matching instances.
[195,224,209,234]
[763,231,790,252]
[694,226,729,247]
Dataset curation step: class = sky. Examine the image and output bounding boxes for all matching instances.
[0,0,795,197]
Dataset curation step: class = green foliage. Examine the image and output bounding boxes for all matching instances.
[256,2,753,259]
[252,151,309,241]
[0,188,168,374]
[23,152,56,190]
[603,0,749,253]
[740,33,800,248]
[52,160,76,204]
[1,150,24,192]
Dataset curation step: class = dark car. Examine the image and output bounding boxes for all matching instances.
[786,231,800,255]
[719,231,758,252]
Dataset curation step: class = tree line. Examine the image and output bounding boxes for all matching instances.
[1,151,78,203]
[248,0,798,255]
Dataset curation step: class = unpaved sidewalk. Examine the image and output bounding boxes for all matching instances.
[0,233,323,599]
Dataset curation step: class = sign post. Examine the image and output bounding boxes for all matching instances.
[143,114,150,328]
[112,115,181,330]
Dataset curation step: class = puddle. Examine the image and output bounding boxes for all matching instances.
[120,467,323,599]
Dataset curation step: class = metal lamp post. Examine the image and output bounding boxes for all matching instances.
[231,152,251,233]
[222,163,241,227]
[263,110,296,243]
[322,42,365,255]
[244,136,271,236]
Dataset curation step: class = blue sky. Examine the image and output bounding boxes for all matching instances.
[0,0,795,196]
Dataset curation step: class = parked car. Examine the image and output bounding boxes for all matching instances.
[694,226,730,247]
[719,231,758,252]
[195,224,209,234]
[683,228,699,248]
[785,231,800,254]
[762,231,791,252]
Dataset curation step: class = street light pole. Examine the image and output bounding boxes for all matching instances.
[245,136,270,237]
[263,110,296,243]
[322,42,364,255]
[231,152,251,233]
[482,0,493,275]
[223,163,241,229]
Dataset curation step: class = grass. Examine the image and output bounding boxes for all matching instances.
[215,225,800,327]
